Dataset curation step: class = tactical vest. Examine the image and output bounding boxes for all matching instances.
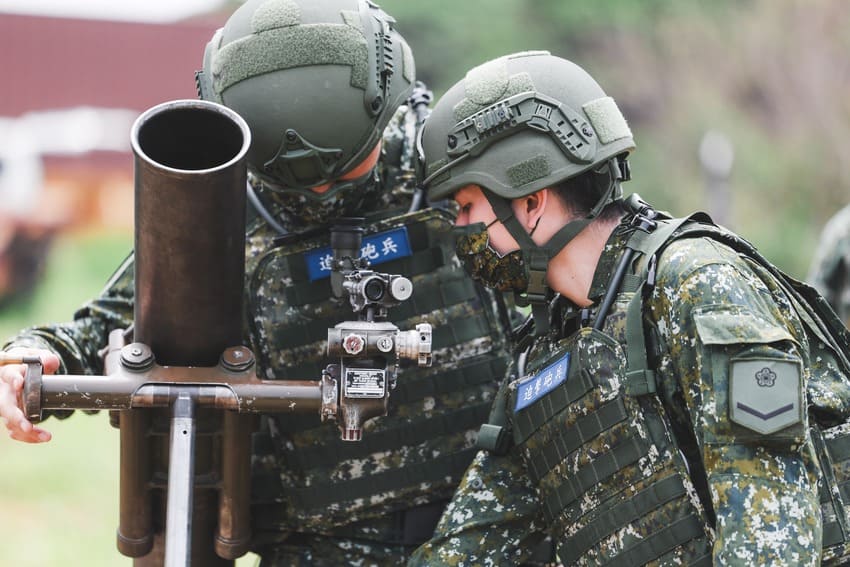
[495,214,850,564]
[507,298,715,565]
[247,207,509,541]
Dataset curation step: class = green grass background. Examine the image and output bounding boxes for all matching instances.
[0,231,260,567]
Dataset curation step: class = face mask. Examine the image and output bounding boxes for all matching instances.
[454,222,529,293]
[259,169,380,230]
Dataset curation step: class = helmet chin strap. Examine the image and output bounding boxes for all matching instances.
[482,158,623,335]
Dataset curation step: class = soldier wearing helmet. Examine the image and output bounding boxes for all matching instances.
[196,0,419,231]
[410,51,850,565]
[0,1,512,565]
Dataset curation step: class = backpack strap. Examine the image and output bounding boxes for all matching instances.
[622,214,711,396]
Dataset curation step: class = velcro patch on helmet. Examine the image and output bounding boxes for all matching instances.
[401,40,414,84]
[454,58,535,122]
[507,155,551,187]
[251,0,300,32]
[214,24,369,93]
[583,97,632,144]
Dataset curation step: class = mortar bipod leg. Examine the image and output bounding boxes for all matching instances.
[164,391,196,567]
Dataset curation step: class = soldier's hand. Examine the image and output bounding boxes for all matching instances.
[0,347,60,443]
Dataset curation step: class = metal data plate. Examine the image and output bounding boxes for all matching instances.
[344,368,386,398]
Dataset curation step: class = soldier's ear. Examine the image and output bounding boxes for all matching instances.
[519,189,550,232]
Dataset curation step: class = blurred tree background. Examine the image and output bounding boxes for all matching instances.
[1,1,849,565]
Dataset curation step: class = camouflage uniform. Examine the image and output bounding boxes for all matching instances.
[6,106,509,566]
[411,217,845,566]
[808,203,850,327]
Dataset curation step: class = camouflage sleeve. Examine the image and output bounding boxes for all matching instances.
[808,204,850,326]
[3,252,135,377]
[408,448,547,566]
[648,237,822,565]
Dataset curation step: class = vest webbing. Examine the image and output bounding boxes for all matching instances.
[288,447,479,510]
[559,473,693,565]
[817,425,850,546]
[512,367,596,445]
[249,208,507,523]
[524,398,629,483]
[543,434,648,521]
[283,402,491,471]
[505,214,721,564]
[392,355,507,405]
[600,514,711,567]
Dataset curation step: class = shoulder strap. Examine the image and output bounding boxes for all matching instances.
[622,214,710,396]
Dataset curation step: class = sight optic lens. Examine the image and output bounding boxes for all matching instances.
[363,277,385,301]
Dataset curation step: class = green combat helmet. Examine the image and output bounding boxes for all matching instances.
[418,51,634,328]
[197,0,416,227]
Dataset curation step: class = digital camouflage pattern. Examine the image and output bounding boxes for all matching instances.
[5,105,510,566]
[245,206,505,536]
[454,224,529,293]
[647,231,821,565]
[411,219,840,566]
[808,203,850,327]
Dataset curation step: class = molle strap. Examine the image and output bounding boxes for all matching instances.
[284,403,491,470]
[431,311,492,349]
[394,355,507,405]
[825,429,850,462]
[557,474,689,565]
[542,434,647,521]
[524,398,629,483]
[824,519,846,548]
[624,287,657,396]
[612,514,710,567]
[391,276,479,323]
[513,368,596,445]
[822,486,848,548]
[289,447,478,510]
[477,423,511,455]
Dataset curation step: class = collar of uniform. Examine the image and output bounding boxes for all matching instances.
[587,218,632,304]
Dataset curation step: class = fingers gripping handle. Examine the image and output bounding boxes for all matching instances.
[19,357,43,423]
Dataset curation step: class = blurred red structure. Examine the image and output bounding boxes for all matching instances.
[0,11,227,302]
